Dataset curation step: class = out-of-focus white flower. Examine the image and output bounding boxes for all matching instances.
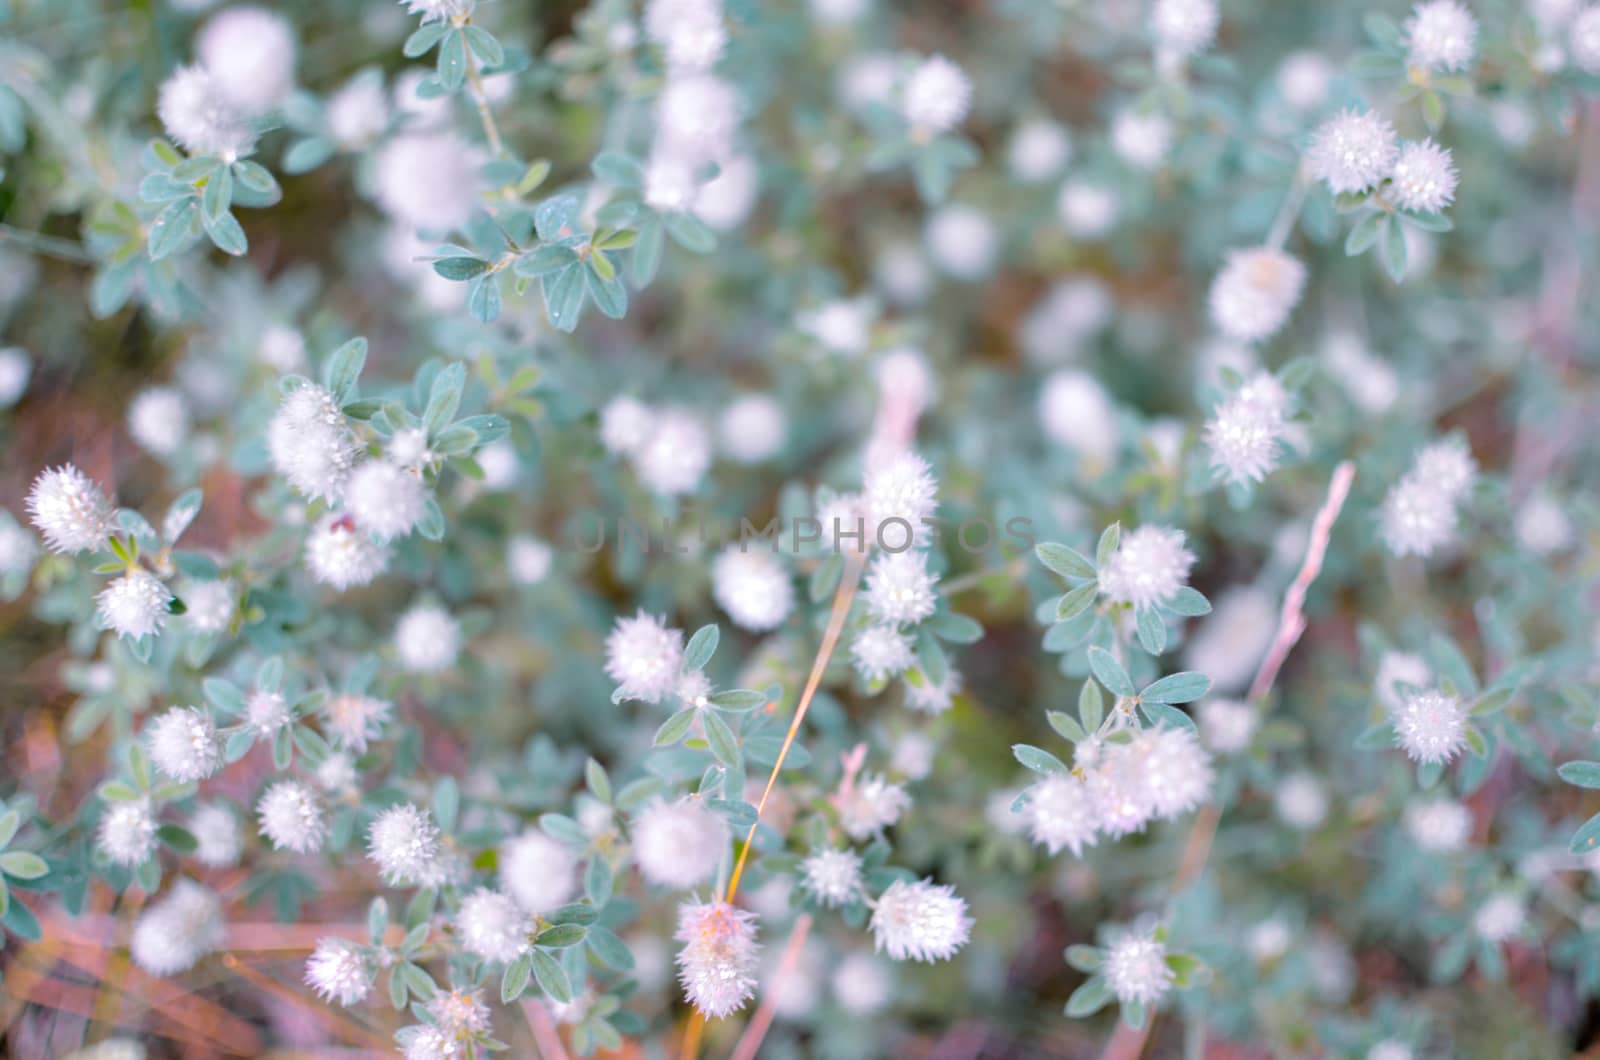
[27,465,115,554]
[147,706,223,782]
[838,772,910,838]
[344,461,426,541]
[1008,119,1072,182]
[367,804,440,886]
[305,937,372,1006]
[508,535,554,585]
[324,692,391,752]
[800,298,874,356]
[500,829,580,914]
[850,625,916,683]
[924,204,998,280]
[245,689,291,736]
[269,384,359,503]
[631,408,712,496]
[1208,247,1307,344]
[1277,50,1334,110]
[900,55,971,135]
[1473,893,1525,941]
[1368,1040,1415,1060]
[1391,688,1468,764]
[657,75,740,162]
[314,750,358,797]
[1111,110,1173,171]
[457,888,532,963]
[1516,493,1573,554]
[190,803,242,868]
[99,798,158,866]
[1376,651,1431,712]
[717,393,786,464]
[645,0,726,72]
[862,449,938,548]
[131,880,223,976]
[127,386,190,457]
[1039,370,1118,470]
[1057,180,1120,238]
[257,780,328,853]
[904,666,962,715]
[1025,773,1100,856]
[832,950,894,1013]
[676,900,761,1018]
[427,988,492,1036]
[600,396,656,456]
[158,65,257,160]
[712,547,795,632]
[196,5,296,112]
[1184,588,1275,693]
[327,70,388,148]
[1380,477,1459,558]
[1275,771,1328,830]
[0,346,31,407]
[802,848,863,907]
[306,514,390,590]
[1390,140,1458,213]
[864,550,938,626]
[1405,1,1478,71]
[258,325,306,372]
[1323,332,1399,413]
[98,570,173,640]
[1152,0,1220,58]
[605,610,685,704]
[1575,7,1600,73]
[870,878,971,962]
[1100,525,1196,610]
[1105,929,1174,1005]
[1197,697,1258,753]
[1405,797,1473,851]
[1021,278,1113,362]
[394,602,461,673]
[694,153,761,230]
[374,133,480,233]
[400,0,475,24]
[1247,917,1293,964]
[875,347,937,417]
[635,798,729,889]
[1306,109,1400,194]
[875,239,933,305]
[1413,438,1477,500]
[182,579,235,635]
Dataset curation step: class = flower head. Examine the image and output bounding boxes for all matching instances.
[367,804,441,886]
[196,5,297,112]
[630,408,712,497]
[851,625,916,683]
[345,460,426,541]
[1307,109,1400,194]
[394,603,461,673]
[634,798,729,889]
[499,829,580,914]
[269,385,359,503]
[1391,688,1468,764]
[802,848,864,907]
[27,465,115,554]
[864,550,939,626]
[1404,797,1473,851]
[1208,247,1306,344]
[1380,477,1458,558]
[862,450,938,549]
[904,666,962,715]
[1405,1,1477,72]
[190,803,242,868]
[712,547,795,632]
[1152,0,1220,58]
[838,773,911,839]
[306,514,390,590]
[900,55,971,135]
[98,798,158,867]
[676,900,761,1019]
[870,878,972,962]
[1025,773,1101,856]
[257,780,327,853]
[1473,893,1525,942]
[1099,525,1196,610]
[98,569,173,640]
[456,889,532,963]
[146,706,223,783]
[128,386,190,456]
[305,938,372,1006]
[158,65,257,159]
[600,396,656,455]
[605,610,685,704]
[1575,7,1600,74]
[131,880,224,976]
[1105,929,1174,1005]
[324,692,391,752]
[374,133,480,233]
[717,393,787,464]
[1390,140,1458,213]
[183,579,235,635]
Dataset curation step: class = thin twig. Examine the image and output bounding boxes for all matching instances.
[728,914,813,1060]
[221,953,393,1049]
[456,18,505,158]
[0,221,95,264]
[520,998,574,1060]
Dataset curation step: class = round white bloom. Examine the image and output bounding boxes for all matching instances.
[657,75,740,162]
[1208,247,1307,344]
[394,603,461,673]
[646,0,726,72]
[1039,370,1118,469]
[601,396,655,456]
[257,780,327,853]
[268,384,359,503]
[870,878,971,963]
[386,428,431,470]
[1274,771,1328,830]
[810,0,869,24]
[605,610,685,704]
[157,65,256,159]
[182,579,234,635]
[246,689,291,736]
[1057,180,1120,238]
[1412,438,1477,501]
[0,346,31,407]
[127,386,190,457]
[1380,477,1459,558]
[1391,688,1468,764]
[508,535,554,585]
[499,829,580,914]
[146,706,223,782]
[1104,930,1174,1005]
[1025,773,1100,856]
[306,513,390,590]
[196,5,296,112]
[475,439,519,490]
[1515,493,1573,554]
[1100,525,1196,610]
[875,239,933,305]
[1111,110,1173,171]
[1375,651,1431,713]
[1141,727,1214,819]
[189,803,242,868]
[131,880,224,976]
[901,55,971,135]
[1405,1,1477,71]
[841,52,899,110]
[1404,797,1473,851]
[27,465,115,554]
[1473,893,1525,942]
[345,461,426,541]
[98,570,173,641]
[832,951,894,1014]
[643,151,698,212]
[1008,119,1072,182]
[327,71,388,148]
[924,204,998,280]
[374,133,480,233]
[631,408,712,497]
[712,547,795,632]
[635,798,729,889]
[324,692,391,752]
[258,325,306,372]
[1390,139,1458,213]
[1277,50,1334,110]
[1368,1040,1415,1060]
[0,518,36,578]
[1197,697,1258,753]
[456,888,532,963]
[314,750,359,796]
[1183,588,1275,694]
[98,798,158,867]
[1152,0,1219,58]
[862,449,938,549]
[1575,7,1600,73]
[875,347,936,417]
[1306,109,1400,194]
[864,550,938,626]
[305,937,372,1006]
[401,0,476,24]
[850,624,916,683]
[717,394,786,464]
[427,987,492,1036]
[802,848,863,907]
[838,773,911,839]
[1205,391,1287,485]
[676,900,761,1019]
[694,152,760,231]
[801,298,874,356]
[904,665,962,715]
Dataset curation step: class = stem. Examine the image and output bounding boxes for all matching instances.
[0,222,95,264]
[520,997,574,1060]
[728,914,814,1060]
[457,19,505,158]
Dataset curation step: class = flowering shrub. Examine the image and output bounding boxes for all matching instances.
[1,0,1599,1057]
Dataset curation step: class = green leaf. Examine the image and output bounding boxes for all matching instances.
[1036,542,1096,580]
[585,265,628,319]
[1344,211,1383,256]
[530,948,572,1003]
[467,275,501,323]
[1087,647,1135,698]
[201,164,232,223]
[205,209,248,256]
[542,264,587,332]
[433,256,488,280]
[1064,944,1102,972]
[536,924,587,948]
[1135,607,1167,655]
[586,925,634,970]
[148,199,198,260]
[321,337,368,403]
[501,953,532,1001]
[1402,210,1453,233]
[1139,700,1198,734]
[585,855,613,906]
[402,23,449,57]
[437,30,467,92]
[925,612,983,644]
[809,553,843,603]
[157,825,197,854]
[1079,680,1104,732]
[0,811,19,850]
[663,210,715,253]
[1065,976,1111,1017]
[631,219,664,285]
[1095,523,1121,568]
[1559,762,1600,789]
[97,782,138,803]
[433,776,460,833]
[1055,582,1099,622]
[591,152,644,189]
[1380,215,1408,282]
[653,709,697,747]
[1165,586,1211,617]
[1141,671,1211,704]
[462,25,504,67]
[710,689,767,712]
[702,709,740,767]
[368,897,389,945]
[0,851,45,881]
[1570,812,1600,855]
[232,160,278,197]
[1046,711,1086,743]
[1166,952,1202,988]
[1012,744,1069,775]
[683,625,719,671]
[2,893,41,941]
[515,244,578,277]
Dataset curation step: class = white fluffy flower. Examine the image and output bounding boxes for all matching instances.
[508,535,554,585]
[196,5,296,112]
[324,692,391,752]
[694,153,761,231]
[1380,477,1460,558]
[832,951,894,1014]
[712,547,795,631]
[924,204,998,280]
[1391,688,1468,764]
[865,550,938,626]
[0,346,31,407]
[656,75,740,162]
[1183,587,1276,693]
[1025,773,1100,856]
[850,625,916,683]
[1516,493,1573,554]
[635,798,729,889]
[601,396,655,455]
[246,689,291,736]
[1111,110,1173,171]
[428,987,492,1036]
[374,133,480,233]
[838,773,911,839]
[306,513,390,590]
[1152,0,1220,58]
[631,408,712,497]
[1412,438,1477,500]
[904,666,962,715]
[1473,893,1525,942]
[1575,7,1600,73]
[1405,797,1473,851]
[456,888,532,963]
[98,798,158,867]
[327,71,388,148]
[182,579,235,635]
[268,384,359,503]
[1008,119,1072,183]
[1277,50,1334,110]
[676,900,761,1019]
[1039,370,1118,469]
[802,848,864,907]
[862,449,938,549]
[1141,727,1214,818]
[1275,771,1328,830]
[1208,247,1307,344]
[314,750,359,796]
[257,780,327,853]
[131,880,224,976]
[98,570,173,640]
[0,516,37,576]
[1390,140,1458,213]
[646,0,726,72]
[870,878,972,963]
[345,461,426,541]
[146,706,223,782]
[1057,180,1120,238]
[1105,930,1174,1005]
[1197,698,1258,753]
[305,937,372,1006]
[394,603,461,673]
[1099,525,1196,610]
[157,65,256,159]
[717,393,786,464]
[499,829,580,914]
[1306,109,1400,194]
[901,55,971,135]
[1405,1,1478,71]
[127,386,190,457]
[605,610,685,704]
[190,803,242,868]
[401,0,476,23]
[27,465,115,554]
[1369,1041,1415,1060]
[367,804,441,886]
